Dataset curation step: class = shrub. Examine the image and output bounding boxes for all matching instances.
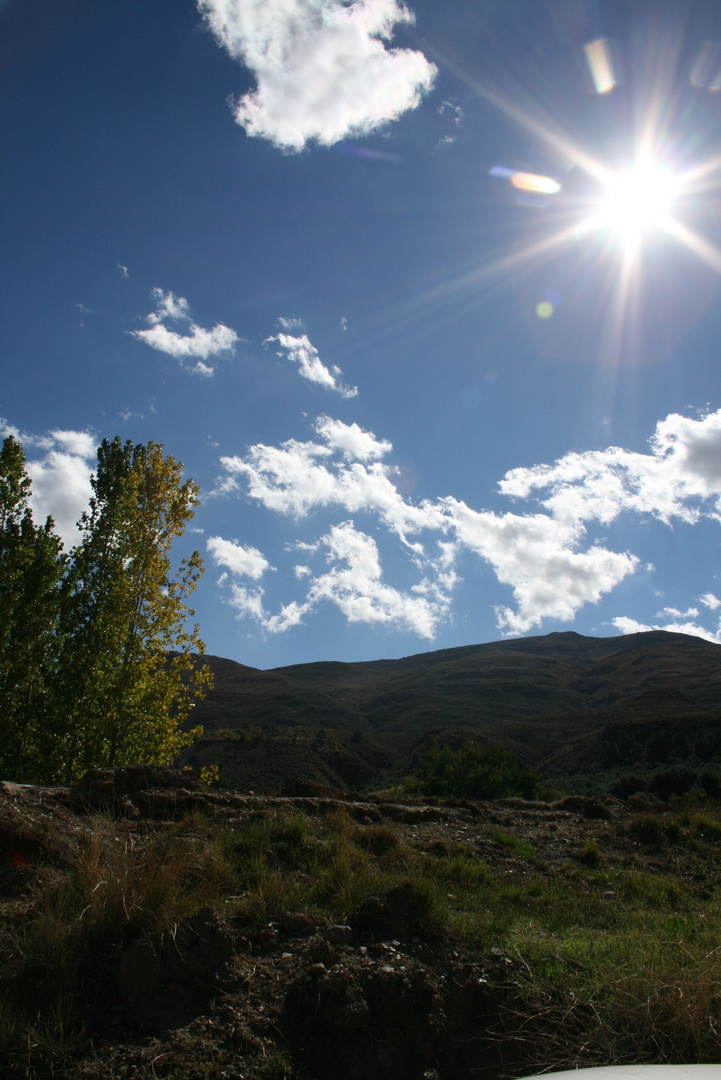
[579,838,600,866]
[415,741,541,801]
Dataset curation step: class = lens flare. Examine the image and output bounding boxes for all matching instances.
[490,166,561,195]
[583,38,618,95]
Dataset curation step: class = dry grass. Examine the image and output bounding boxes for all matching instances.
[3,797,721,1076]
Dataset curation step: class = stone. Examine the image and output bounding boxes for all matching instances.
[323,924,353,947]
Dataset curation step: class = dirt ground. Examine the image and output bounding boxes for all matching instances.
[0,774,715,1080]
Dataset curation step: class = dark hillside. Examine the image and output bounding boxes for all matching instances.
[190,655,370,733]
[186,631,721,794]
[194,630,721,733]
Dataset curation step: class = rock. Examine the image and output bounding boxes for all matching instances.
[279,910,318,937]
[252,926,280,954]
[308,935,338,966]
[628,793,663,811]
[72,765,201,818]
[282,961,440,1080]
[323,924,353,947]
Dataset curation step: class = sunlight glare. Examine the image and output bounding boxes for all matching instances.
[596,160,677,241]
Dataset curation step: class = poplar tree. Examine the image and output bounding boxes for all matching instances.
[0,436,65,781]
[60,438,210,780]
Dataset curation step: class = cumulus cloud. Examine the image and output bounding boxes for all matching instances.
[197,0,437,152]
[217,416,441,544]
[612,614,721,644]
[146,288,190,325]
[219,521,453,638]
[214,407,721,641]
[131,288,238,376]
[314,415,391,460]
[265,333,357,397]
[500,409,721,527]
[0,423,97,548]
[441,500,638,635]
[206,535,272,580]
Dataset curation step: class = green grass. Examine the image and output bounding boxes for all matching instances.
[4,800,721,1075]
[492,828,537,858]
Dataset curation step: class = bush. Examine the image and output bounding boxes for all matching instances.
[415,741,541,801]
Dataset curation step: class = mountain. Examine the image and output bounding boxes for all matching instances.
[183,631,721,795]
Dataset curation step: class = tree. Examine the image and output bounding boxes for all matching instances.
[59,438,211,780]
[0,437,65,781]
[418,740,540,800]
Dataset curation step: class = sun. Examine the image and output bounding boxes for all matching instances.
[593,158,678,244]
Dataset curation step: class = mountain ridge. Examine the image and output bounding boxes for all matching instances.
[181,630,721,796]
[193,629,721,735]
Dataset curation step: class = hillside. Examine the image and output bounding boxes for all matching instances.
[184,631,721,796]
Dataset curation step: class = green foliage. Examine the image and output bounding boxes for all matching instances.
[414,740,541,801]
[0,435,211,784]
[493,829,537,858]
[579,838,600,866]
[0,436,66,781]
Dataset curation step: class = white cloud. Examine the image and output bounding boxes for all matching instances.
[314,415,391,460]
[657,605,699,620]
[220,520,452,638]
[500,409,721,527]
[442,499,638,635]
[278,315,305,331]
[225,582,268,623]
[612,614,721,644]
[6,429,98,548]
[214,407,721,641]
[146,288,190,325]
[206,535,272,580]
[49,429,98,460]
[131,288,238,375]
[265,333,357,397]
[217,419,442,544]
[198,0,437,152]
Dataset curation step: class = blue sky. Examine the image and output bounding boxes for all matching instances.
[3,0,721,667]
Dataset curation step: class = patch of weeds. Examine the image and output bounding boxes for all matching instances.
[578,838,600,866]
[619,870,683,908]
[404,873,448,939]
[629,815,668,847]
[271,814,311,867]
[168,803,212,836]
[233,851,300,925]
[0,997,24,1056]
[354,822,400,857]
[311,839,385,920]
[441,850,488,889]
[223,815,272,862]
[492,829,536,858]
[687,811,721,842]
[254,1049,295,1080]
